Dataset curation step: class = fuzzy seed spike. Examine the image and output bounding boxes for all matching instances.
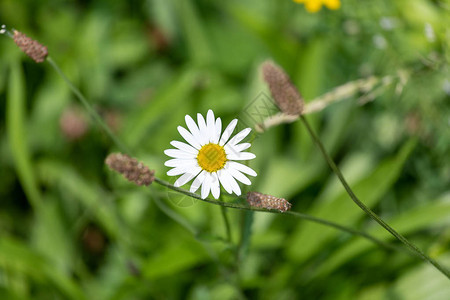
[262,60,304,116]
[105,153,155,186]
[247,191,292,212]
[13,30,48,63]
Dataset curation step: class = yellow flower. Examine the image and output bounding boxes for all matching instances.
[293,0,341,13]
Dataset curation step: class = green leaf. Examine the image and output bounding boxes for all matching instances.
[6,59,41,209]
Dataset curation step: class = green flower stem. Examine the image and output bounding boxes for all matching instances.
[154,178,403,252]
[300,115,450,279]
[42,54,407,261]
[46,57,132,155]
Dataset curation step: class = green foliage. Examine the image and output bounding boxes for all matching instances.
[1,0,449,299]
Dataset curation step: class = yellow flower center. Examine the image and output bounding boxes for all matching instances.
[197,143,227,172]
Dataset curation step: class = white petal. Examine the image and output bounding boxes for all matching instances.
[225,128,252,146]
[227,161,257,177]
[201,172,213,199]
[167,168,186,176]
[164,149,196,159]
[217,169,233,194]
[190,170,206,193]
[174,169,201,187]
[210,172,221,199]
[206,110,216,143]
[177,126,201,149]
[170,140,198,155]
[235,143,251,152]
[212,118,222,144]
[219,119,238,146]
[167,165,199,176]
[220,168,241,196]
[228,168,251,185]
[197,113,208,145]
[227,152,256,161]
[185,115,202,141]
[197,113,207,132]
[165,158,197,168]
[224,143,252,157]
[224,144,238,157]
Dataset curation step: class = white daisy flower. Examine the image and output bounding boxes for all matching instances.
[164,109,257,199]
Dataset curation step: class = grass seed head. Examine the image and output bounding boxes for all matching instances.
[262,60,304,116]
[247,191,292,212]
[105,153,155,186]
[13,30,48,63]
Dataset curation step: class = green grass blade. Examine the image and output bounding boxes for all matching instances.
[0,236,87,300]
[6,59,41,209]
[175,0,212,66]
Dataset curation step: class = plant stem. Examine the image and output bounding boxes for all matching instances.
[300,115,450,279]
[155,179,403,252]
[46,57,132,155]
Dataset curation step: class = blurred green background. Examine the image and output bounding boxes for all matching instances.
[1,0,449,299]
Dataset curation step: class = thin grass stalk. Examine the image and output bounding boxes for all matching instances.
[300,115,450,279]
[155,178,403,252]
[46,57,132,155]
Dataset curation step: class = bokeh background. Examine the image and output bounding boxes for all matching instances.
[1,0,449,299]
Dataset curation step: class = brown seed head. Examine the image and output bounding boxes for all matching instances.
[105,153,155,186]
[247,191,292,212]
[262,60,304,116]
[13,30,48,63]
